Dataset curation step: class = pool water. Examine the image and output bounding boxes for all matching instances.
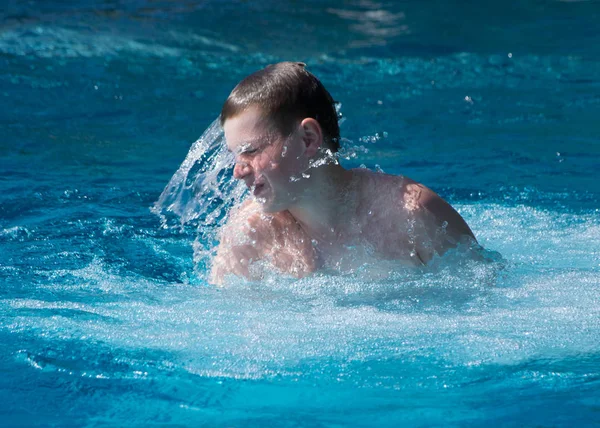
[2,0,600,426]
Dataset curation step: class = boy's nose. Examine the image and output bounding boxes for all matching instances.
[233,161,252,180]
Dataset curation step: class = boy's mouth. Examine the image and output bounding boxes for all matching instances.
[253,182,266,196]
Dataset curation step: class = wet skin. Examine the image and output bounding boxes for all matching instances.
[210,107,476,285]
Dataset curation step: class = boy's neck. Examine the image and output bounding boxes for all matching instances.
[287,164,356,244]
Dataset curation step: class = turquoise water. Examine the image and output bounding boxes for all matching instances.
[2,0,600,426]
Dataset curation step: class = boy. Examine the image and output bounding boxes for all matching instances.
[210,62,476,284]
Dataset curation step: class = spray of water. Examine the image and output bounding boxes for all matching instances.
[152,106,345,278]
[152,118,246,272]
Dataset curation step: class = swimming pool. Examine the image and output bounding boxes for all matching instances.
[1,0,600,425]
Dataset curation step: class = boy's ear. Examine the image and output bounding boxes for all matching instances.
[300,118,323,157]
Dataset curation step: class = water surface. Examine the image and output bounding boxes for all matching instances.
[1,0,600,426]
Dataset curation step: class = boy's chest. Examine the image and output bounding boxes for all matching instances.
[310,212,420,271]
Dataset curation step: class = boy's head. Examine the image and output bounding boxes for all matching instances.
[220,62,340,152]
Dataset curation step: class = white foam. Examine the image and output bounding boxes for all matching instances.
[4,202,599,380]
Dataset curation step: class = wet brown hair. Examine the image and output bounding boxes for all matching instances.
[220,62,340,152]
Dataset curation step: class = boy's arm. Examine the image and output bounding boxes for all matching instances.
[405,183,476,263]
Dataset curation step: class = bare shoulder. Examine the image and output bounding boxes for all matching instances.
[225,198,301,242]
[399,176,475,241]
[365,172,474,237]
[353,169,429,213]
[352,170,476,263]
[211,199,316,284]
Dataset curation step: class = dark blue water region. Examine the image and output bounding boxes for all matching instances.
[1,0,600,426]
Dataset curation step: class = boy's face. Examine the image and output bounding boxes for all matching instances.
[223,107,309,213]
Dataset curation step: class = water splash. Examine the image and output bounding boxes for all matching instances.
[152,118,246,271]
[151,104,355,276]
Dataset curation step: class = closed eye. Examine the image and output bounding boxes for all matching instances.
[235,139,264,156]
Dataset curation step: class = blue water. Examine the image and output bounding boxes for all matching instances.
[2,0,600,426]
